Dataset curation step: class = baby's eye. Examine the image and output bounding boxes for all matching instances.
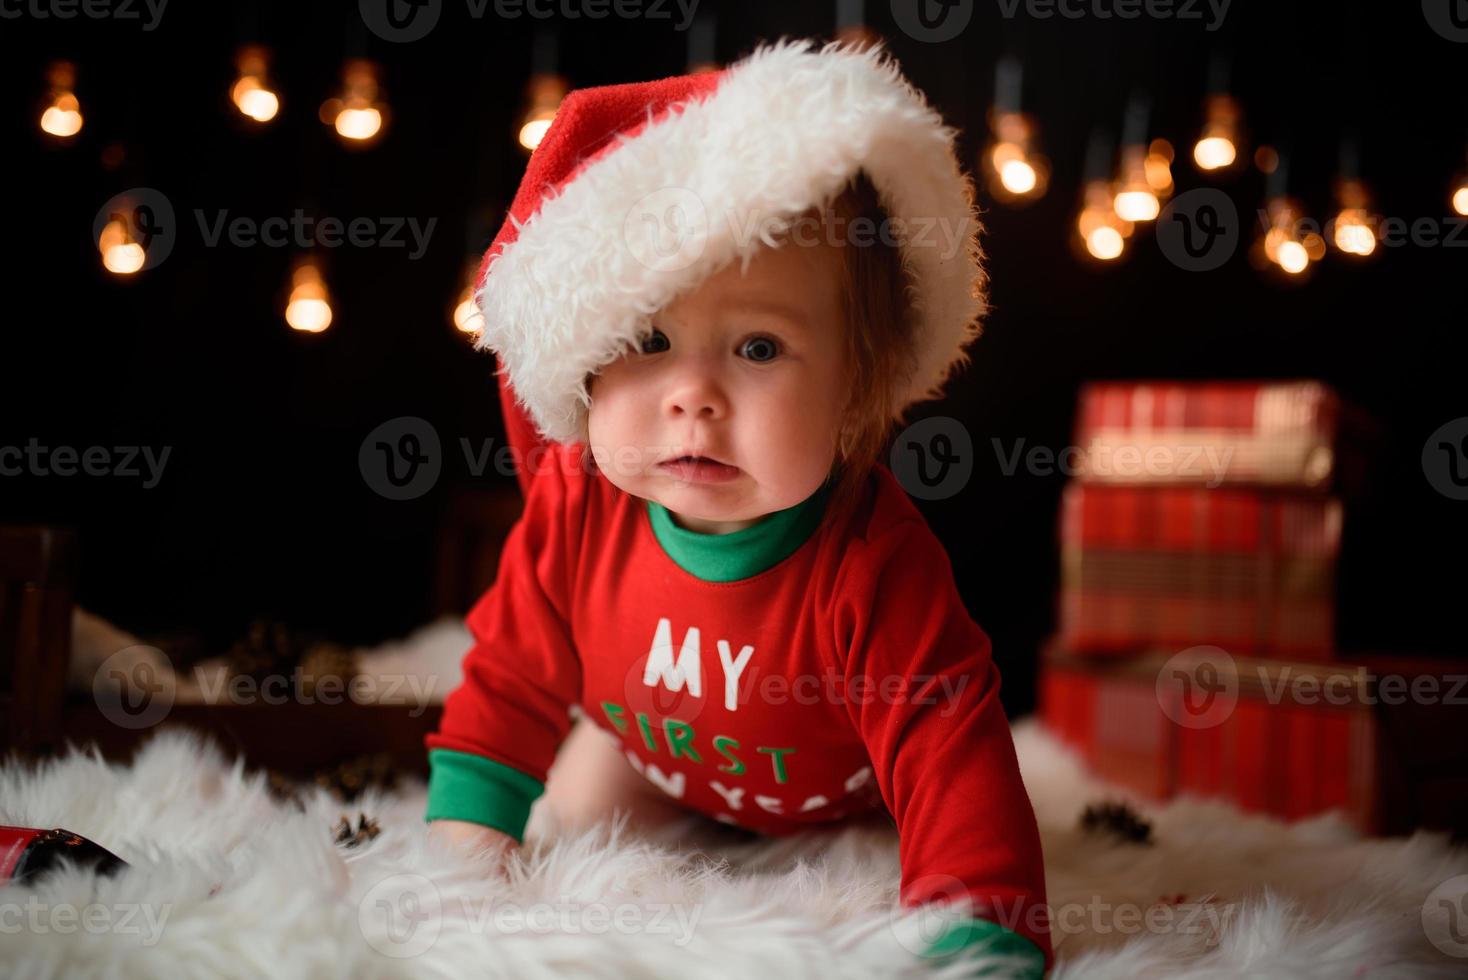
[740,335,781,363]
[640,328,670,355]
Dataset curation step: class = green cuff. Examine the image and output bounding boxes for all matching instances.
[425,748,545,842]
[923,917,1046,978]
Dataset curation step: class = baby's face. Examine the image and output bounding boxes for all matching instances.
[587,237,849,533]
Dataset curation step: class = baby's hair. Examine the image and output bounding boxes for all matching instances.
[813,169,921,522]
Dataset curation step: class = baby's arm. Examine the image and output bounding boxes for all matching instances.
[424,452,583,855]
[837,519,1052,976]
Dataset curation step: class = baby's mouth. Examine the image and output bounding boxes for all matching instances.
[657,454,742,483]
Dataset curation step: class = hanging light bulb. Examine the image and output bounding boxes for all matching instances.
[1258,196,1323,276]
[320,59,386,144]
[97,214,145,275]
[231,45,279,123]
[1078,180,1132,261]
[833,0,881,52]
[518,29,566,152]
[518,72,567,152]
[285,258,333,332]
[1145,138,1175,197]
[1327,140,1378,258]
[1075,130,1129,262]
[986,112,1050,201]
[1112,95,1160,223]
[1193,94,1242,171]
[1330,179,1377,257]
[983,58,1048,204]
[1453,160,1468,217]
[40,61,83,139]
[686,9,720,73]
[451,260,485,336]
[1113,146,1160,222]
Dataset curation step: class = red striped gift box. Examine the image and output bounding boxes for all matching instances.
[1057,484,1341,659]
[1072,380,1349,490]
[1074,381,1344,489]
[1039,648,1380,830]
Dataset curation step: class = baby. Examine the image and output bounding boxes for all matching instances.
[426,39,1051,975]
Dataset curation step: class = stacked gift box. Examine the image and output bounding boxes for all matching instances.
[1057,380,1349,660]
[1037,380,1452,833]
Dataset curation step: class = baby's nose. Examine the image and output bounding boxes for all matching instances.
[663,370,729,420]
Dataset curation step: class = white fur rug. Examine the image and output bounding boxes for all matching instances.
[3,719,1465,979]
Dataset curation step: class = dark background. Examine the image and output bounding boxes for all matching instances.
[3,1,1465,717]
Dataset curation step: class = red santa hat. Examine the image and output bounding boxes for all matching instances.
[474,37,985,447]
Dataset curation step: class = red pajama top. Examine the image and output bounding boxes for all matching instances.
[425,439,1052,970]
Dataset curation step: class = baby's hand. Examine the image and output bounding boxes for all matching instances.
[427,819,519,875]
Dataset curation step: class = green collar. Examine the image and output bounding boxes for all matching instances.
[646,480,834,583]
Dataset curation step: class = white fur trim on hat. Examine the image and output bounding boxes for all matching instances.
[476,37,986,446]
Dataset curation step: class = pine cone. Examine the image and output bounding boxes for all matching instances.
[298,641,359,698]
[264,770,307,812]
[331,813,382,849]
[225,618,303,682]
[316,753,399,803]
[1079,800,1155,846]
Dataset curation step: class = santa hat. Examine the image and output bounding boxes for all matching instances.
[474,37,986,447]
